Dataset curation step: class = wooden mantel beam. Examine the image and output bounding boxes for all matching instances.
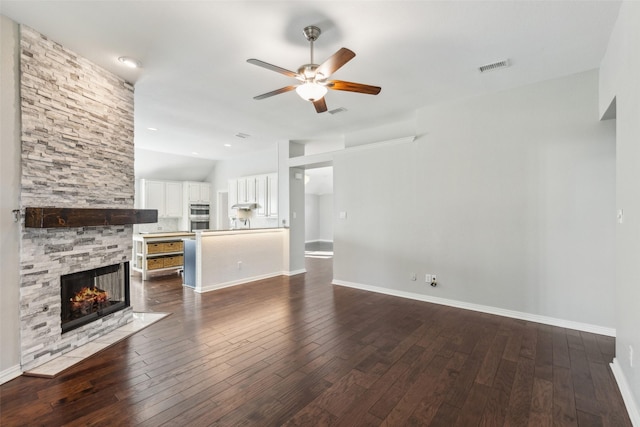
[24,207,158,228]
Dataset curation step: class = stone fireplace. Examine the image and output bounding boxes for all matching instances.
[18,25,138,371]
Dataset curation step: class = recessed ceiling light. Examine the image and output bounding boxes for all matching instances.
[118,56,142,68]
[147,127,158,131]
[224,144,232,147]
[191,152,199,155]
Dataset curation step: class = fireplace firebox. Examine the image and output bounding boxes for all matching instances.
[60,262,130,333]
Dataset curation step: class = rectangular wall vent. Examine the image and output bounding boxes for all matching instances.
[479,59,510,73]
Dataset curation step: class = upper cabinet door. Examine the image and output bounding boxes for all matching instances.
[246,177,257,203]
[267,173,278,218]
[199,183,211,203]
[228,179,238,217]
[141,179,183,218]
[237,178,247,203]
[143,180,166,216]
[188,183,201,203]
[236,177,256,203]
[187,182,211,203]
[255,175,267,217]
[164,182,183,217]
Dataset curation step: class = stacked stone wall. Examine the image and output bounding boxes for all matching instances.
[19,26,135,371]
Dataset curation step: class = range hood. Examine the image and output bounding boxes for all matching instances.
[231,203,259,210]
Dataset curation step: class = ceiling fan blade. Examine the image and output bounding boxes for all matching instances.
[313,98,328,113]
[327,80,381,95]
[253,85,298,100]
[247,59,299,79]
[315,48,355,78]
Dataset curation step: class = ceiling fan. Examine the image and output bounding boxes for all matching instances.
[247,26,381,113]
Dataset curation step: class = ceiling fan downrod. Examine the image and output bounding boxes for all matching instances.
[303,26,321,65]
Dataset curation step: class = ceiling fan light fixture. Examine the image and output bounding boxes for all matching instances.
[296,82,327,102]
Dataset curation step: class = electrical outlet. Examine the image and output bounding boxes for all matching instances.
[411,273,417,281]
[237,261,242,270]
[425,274,432,283]
[630,345,634,368]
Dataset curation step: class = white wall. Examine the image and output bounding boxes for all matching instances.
[134,148,217,232]
[318,194,333,242]
[305,194,319,242]
[210,147,278,229]
[211,147,277,193]
[0,15,22,383]
[135,147,216,182]
[304,193,334,243]
[600,1,640,421]
[334,69,615,331]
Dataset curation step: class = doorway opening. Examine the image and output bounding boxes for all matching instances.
[304,165,333,258]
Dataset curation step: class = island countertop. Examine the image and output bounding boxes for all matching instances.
[134,231,195,240]
[194,227,285,237]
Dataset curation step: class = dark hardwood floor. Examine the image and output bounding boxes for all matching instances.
[0,257,631,426]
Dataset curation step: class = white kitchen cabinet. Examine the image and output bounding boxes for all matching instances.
[143,180,164,213]
[165,182,183,217]
[267,173,278,218]
[237,177,256,203]
[186,182,211,204]
[255,173,278,218]
[255,175,267,217]
[141,179,183,218]
[228,179,238,217]
[229,173,277,218]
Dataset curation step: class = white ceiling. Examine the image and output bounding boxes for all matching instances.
[1,1,621,161]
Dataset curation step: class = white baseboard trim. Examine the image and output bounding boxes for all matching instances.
[332,279,616,337]
[284,269,306,276]
[0,364,22,385]
[196,272,283,293]
[611,358,640,426]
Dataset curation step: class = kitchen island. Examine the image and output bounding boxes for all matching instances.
[183,228,289,293]
[132,232,195,280]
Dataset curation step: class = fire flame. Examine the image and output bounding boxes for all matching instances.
[70,287,108,313]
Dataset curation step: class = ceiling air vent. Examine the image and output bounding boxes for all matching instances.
[328,107,348,115]
[479,59,510,73]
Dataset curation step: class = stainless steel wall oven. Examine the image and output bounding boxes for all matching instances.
[189,203,210,231]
